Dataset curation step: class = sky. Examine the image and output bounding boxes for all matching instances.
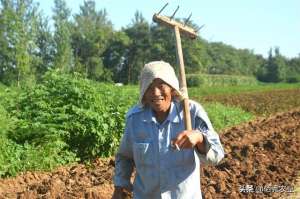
[36,0,300,58]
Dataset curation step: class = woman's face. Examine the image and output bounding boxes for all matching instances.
[144,78,173,116]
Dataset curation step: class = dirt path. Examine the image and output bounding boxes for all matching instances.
[0,109,299,199]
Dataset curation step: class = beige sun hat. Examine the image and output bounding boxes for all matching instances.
[139,61,183,106]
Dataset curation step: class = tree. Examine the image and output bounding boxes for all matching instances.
[182,36,207,74]
[0,0,39,87]
[273,47,287,81]
[257,47,287,82]
[0,0,14,84]
[149,24,176,68]
[265,47,286,82]
[237,49,263,76]
[34,13,55,81]
[53,0,73,72]
[102,30,131,83]
[123,11,151,83]
[286,55,300,82]
[71,0,113,81]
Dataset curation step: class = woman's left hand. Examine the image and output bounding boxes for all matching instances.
[172,130,206,153]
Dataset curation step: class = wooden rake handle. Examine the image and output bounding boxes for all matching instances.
[153,14,197,131]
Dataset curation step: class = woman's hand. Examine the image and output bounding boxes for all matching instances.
[172,130,206,153]
[111,186,131,199]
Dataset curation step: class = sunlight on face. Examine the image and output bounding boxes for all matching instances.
[144,79,173,118]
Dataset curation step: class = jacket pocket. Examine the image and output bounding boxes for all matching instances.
[133,142,153,166]
[170,149,195,166]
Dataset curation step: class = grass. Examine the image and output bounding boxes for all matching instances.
[203,102,254,132]
[186,73,259,87]
[188,82,300,97]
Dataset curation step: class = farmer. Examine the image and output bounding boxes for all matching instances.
[112,61,224,199]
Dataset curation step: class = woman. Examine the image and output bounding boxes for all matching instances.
[112,61,224,199]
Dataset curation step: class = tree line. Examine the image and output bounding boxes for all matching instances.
[1,0,300,87]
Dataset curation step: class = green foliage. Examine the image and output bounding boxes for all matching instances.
[1,71,299,177]
[285,57,300,83]
[7,70,137,161]
[187,74,258,87]
[257,47,287,82]
[287,56,300,75]
[149,25,177,69]
[189,82,300,98]
[0,135,23,177]
[1,1,300,86]
[34,14,55,81]
[0,104,10,135]
[285,75,300,83]
[103,31,131,83]
[187,75,203,87]
[2,84,61,178]
[205,42,264,76]
[71,0,113,81]
[0,85,16,135]
[53,0,74,72]
[0,0,40,87]
[203,102,254,132]
[0,71,139,177]
[123,11,151,83]
[0,83,6,92]
[0,134,76,177]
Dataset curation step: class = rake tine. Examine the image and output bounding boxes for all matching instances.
[157,3,169,15]
[184,13,192,26]
[170,6,179,20]
[196,24,205,32]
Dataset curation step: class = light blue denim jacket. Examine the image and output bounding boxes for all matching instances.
[114,100,224,199]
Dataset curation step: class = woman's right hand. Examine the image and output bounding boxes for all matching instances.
[111,186,130,199]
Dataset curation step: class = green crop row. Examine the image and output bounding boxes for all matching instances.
[188,82,300,97]
[186,74,259,87]
[202,102,253,132]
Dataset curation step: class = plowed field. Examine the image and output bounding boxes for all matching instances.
[0,109,299,199]
[201,89,300,116]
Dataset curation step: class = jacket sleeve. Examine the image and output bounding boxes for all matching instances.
[113,116,134,190]
[193,103,225,165]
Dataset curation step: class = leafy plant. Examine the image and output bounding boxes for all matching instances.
[0,134,77,177]
[8,70,137,161]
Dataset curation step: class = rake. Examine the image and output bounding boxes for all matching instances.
[153,3,202,130]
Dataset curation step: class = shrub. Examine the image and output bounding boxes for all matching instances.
[0,134,76,177]
[187,76,203,87]
[286,75,300,83]
[7,70,137,161]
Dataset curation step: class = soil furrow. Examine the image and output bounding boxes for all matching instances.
[0,109,299,199]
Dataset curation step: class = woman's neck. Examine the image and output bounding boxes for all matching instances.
[154,107,171,123]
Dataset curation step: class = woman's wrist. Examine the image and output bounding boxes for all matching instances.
[196,133,206,154]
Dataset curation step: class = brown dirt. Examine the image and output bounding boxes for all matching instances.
[201,89,300,116]
[201,108,300,199]
[0,109,299,199]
